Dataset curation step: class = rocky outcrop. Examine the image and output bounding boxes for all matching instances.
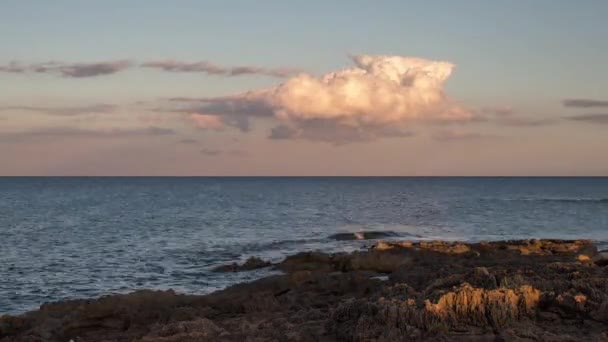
[2,239,608,341]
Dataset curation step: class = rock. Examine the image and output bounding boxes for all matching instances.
[578,254,592,263]
[3,239,608,341]
[212,257,272,272]
[592,251,608,266]
[139,318,226,341]
[277,251,334,272]
[372,241,395,250]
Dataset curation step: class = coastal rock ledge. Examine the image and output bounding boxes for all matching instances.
[2,239,608,341]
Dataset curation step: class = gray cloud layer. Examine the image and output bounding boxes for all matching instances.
[1,59,299,78]
[564,113,608,124]
[476,106,556,127]
[142,60,299,78]
[563,99,608,108]
[0,60,132,78]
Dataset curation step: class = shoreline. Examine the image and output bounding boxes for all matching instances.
[2,239,608,341]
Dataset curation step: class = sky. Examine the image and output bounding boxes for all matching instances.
[1,0,607,176]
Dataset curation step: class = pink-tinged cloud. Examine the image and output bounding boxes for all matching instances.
[141,60,300,78]
[173,54,473,143]
[188,114,225,129]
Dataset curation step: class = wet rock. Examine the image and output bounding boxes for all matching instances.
[277,250,412,273]
[212,256,272,272]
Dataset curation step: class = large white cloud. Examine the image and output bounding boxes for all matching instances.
[175,55,473,142]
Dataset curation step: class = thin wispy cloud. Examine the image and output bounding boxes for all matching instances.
[476,106,556,127]
[0,60,133,78]
[433,129,499,142]
[268,122,414,144]
[480,106,514,117]
[562,99,608,108]
[0,126,175,142]
[496,117,557,127]
[1,59,300,79]
[564,113,608,124]
[0,104,116,116]
[141,60,300,78]
[200,148,247,157]
[179,138,198,144]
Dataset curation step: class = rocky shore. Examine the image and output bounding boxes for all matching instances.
[2,239,608,341]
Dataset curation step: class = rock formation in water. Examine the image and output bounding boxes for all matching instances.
[2,239,608,341]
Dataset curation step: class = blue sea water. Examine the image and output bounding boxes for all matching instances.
[1,177,607,315]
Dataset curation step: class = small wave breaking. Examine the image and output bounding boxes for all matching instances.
[328,230,411,241]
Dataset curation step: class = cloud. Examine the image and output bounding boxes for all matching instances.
[0,60,133,78]
[200,148,221,156]
[268,121,414,144]
[52,60,133,78]
[563,99,608,108]
[476,106,556,127]
[0,61,27,73]
[0,104,116,116]
[564,113,608,124]
[173,54,472,142]
[432,129,498,142]
[141,60,299,78]
[496,117,557,127]
[0,126,175,142]
[480,106,514,117]
[200,148,247,157]
[1,59,300,79]
[188,113,228,130]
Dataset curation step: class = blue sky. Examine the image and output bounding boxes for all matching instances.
[1,1,607,175]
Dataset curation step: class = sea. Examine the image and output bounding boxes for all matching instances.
[1,177,607,315]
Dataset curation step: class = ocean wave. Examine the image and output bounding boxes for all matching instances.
[328,230,420,241]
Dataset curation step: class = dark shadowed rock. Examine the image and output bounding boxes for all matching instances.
[592,251,608,266]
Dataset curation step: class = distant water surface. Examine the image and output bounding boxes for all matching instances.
[1,177,607,314]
